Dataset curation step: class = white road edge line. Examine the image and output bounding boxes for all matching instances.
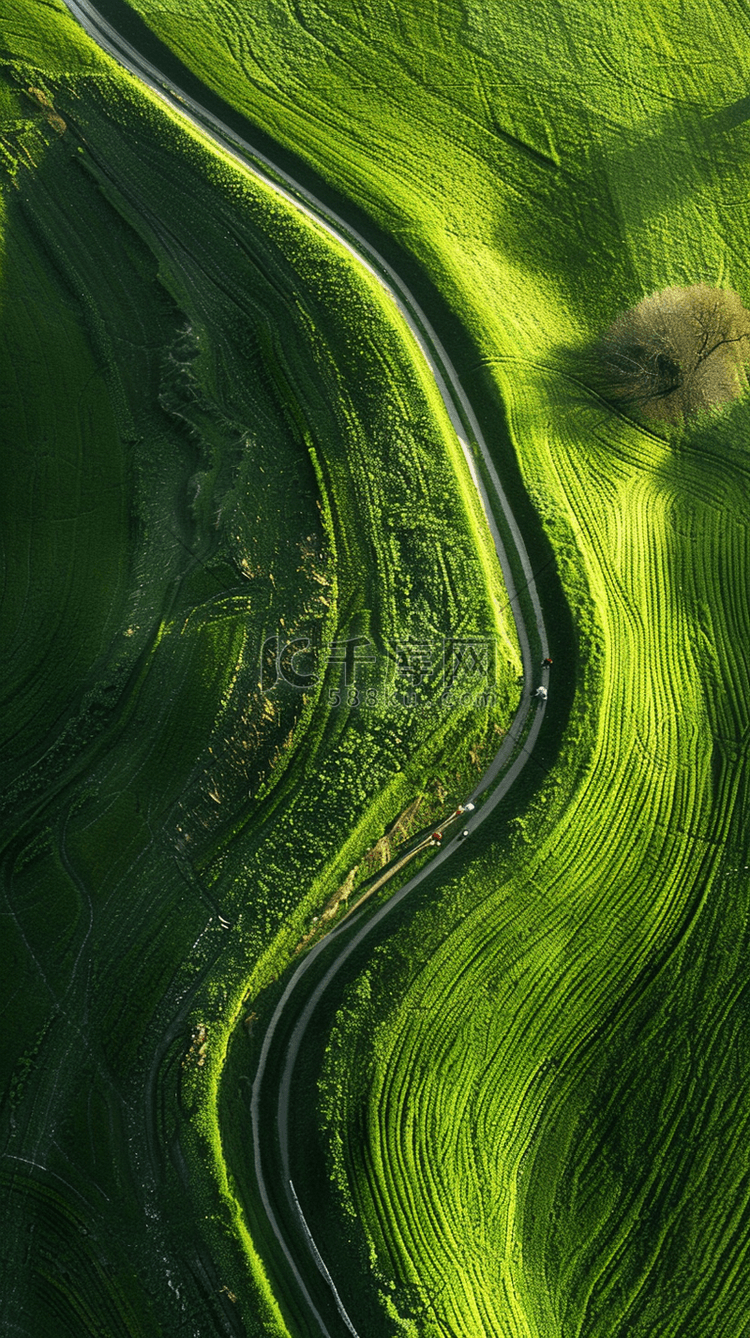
[289,1181,361,1338]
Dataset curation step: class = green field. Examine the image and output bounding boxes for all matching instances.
[4,0,750,1334]
[0,2,521,1333]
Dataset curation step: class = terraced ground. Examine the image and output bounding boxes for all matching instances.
[98,0,750,1334]
[0,3,522,1333]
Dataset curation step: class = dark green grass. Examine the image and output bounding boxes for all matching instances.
[0,204,129,785]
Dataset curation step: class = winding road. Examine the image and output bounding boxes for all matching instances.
[62,2,550,1332]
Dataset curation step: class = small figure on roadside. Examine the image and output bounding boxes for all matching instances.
[459,829,470,840]
[535,685,548,701]
[431,831,443,844]
[542,656,553,668]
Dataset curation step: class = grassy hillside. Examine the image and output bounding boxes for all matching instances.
[0,2,520,1333]
[103,0,750,1333]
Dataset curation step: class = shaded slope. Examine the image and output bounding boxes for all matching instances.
[0,3,521,1333]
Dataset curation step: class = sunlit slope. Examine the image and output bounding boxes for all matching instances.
[117,0,750,341]
[110,0,750,1333]
[0,3,520,1334]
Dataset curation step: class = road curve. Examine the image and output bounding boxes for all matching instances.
[61,3,551,1332]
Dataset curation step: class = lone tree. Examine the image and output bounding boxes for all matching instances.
[597,285,750,423]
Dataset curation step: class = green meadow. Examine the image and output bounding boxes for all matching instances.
[4,0,750,1334]
[107,0,750,1334]
[0,1,519,1333]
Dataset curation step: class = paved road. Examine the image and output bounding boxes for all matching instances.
[61,3,550,1332]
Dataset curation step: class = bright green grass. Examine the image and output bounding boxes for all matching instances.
[113,0,750,1332]
[323,405,750,1337]
[0,1,521,1332]
[117,0,750,361]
